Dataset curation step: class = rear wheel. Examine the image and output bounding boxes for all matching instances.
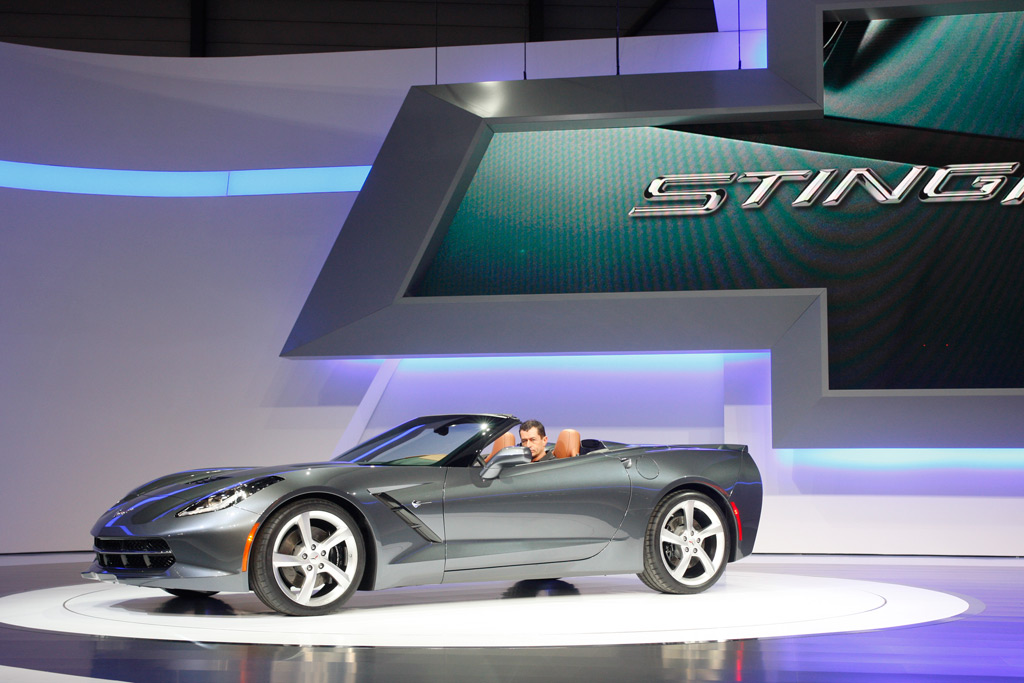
[250,499,365,616]
[638,491,730,594]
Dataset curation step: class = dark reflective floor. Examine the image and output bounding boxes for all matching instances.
[1,556,1022,682]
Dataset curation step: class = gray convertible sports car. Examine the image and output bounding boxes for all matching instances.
[84,414,762,615]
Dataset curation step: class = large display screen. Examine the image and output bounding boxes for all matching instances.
[409,12,1023,391]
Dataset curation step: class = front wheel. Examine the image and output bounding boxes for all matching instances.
[250,499,365,616]
[638,491,730,594]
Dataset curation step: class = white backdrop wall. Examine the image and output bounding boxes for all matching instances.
[0,187,372,552]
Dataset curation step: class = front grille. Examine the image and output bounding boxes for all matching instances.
[94,537,175,571]
[95,538,168,553]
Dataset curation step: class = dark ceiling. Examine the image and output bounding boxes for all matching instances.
[0,0,719,58]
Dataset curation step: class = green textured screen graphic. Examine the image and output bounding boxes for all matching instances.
[824,12,1024,139]
[413,127,930,298]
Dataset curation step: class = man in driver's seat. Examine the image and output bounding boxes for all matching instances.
[519,419,553,462]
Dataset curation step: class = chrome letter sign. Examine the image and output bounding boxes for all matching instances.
[921,163,1019,202]
[628,173,737,216]
[630,163,1022,216]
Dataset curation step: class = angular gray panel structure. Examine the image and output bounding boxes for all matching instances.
[283,70,820,356]
[285,0,1024,448]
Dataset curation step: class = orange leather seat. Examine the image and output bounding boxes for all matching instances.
[484,431,517,463]
[553,429,581,459]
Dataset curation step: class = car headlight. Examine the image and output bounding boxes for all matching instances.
[176,476,284,517]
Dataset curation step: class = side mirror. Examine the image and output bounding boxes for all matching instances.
[480,446,532,480]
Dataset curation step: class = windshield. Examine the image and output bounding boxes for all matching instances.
[333,416,503,466]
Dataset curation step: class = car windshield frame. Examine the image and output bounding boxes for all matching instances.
[332,414,518,467]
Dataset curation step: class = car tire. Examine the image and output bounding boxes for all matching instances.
[638,490,730,594]
[250,499,365,616]
[161,588,219,599]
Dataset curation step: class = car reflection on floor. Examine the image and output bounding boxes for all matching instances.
[153,594,238,617]
[502,579,580,599]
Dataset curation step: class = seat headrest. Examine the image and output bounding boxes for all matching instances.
[484,432,517,462]
[553,429,581,459]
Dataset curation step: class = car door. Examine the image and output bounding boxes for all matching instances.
[441,453,632,571]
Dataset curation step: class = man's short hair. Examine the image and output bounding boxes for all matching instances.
[519,419,546,437]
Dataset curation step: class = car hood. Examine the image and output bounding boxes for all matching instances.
[98,462,364,529]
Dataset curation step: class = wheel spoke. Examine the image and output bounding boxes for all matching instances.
[682,500,695,534]
[320,527,354,553]
[693,545,715,576]
[296,512,314,550]
[661,527,687,547]
[320,560,353,591]
[296,568,318,604]
[695,521,723,542]
[667,556,691,582]
[272,552,302,568]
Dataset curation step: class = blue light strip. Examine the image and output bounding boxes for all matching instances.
[0,160,370,197]
[392,352,767,374]
[778,448,1024,471]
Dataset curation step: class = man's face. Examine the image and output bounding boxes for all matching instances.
[520,427,548,461]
